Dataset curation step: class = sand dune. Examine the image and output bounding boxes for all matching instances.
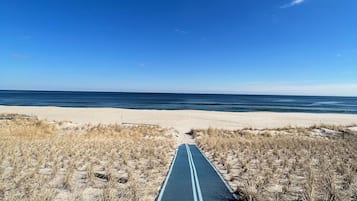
[1,106,357,200]
[0,117,174,201]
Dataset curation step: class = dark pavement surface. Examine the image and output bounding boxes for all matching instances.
[157,144,238,201]
[157,144,194,201]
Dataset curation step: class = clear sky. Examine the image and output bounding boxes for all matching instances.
[1,0,357,96]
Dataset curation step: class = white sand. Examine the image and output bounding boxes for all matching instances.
[1,105,357,143]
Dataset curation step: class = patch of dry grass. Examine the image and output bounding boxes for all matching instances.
[0,114,174,201]
[194,126,357,201]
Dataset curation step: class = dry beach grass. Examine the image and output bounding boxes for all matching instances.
[1,110,357,201]
[194,125,357,201]
[0,114,175,201]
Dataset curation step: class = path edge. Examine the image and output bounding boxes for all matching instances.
[156,146,179,201]
[194,145,239,200]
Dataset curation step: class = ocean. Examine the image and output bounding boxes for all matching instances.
[1,90,357,114]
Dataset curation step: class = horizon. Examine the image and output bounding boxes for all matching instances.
[1,89,357,98]
[1,0,357,96]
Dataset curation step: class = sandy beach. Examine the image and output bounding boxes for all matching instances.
[1,105,357,144]
[1,105,357,129]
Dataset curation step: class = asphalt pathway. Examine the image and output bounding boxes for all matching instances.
[157,144,238,201]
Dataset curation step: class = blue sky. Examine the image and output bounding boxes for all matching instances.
[1,0,357,96]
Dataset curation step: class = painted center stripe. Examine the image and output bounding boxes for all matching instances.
[186,144,198,201]
[186,144,204,201]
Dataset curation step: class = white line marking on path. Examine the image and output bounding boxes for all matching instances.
[157,148,179,201]
[186,144,198,201]
[186,144,204,201]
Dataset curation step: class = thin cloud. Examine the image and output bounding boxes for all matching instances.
[174,28,188,34]
[280,0,305,8]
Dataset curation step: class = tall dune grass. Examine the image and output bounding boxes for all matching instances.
[194,126,357,201]
[0,115,174,201]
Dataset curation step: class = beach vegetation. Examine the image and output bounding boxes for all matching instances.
[0,114,174,201]
[194,125,357,201]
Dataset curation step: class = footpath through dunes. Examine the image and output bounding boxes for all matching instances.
[157,144,238,201]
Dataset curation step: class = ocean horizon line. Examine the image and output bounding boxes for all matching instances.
[1,89,356,98]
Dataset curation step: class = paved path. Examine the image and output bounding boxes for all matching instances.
[157,144,238,201]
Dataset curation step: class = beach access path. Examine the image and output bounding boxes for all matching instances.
[157,144,238,201]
